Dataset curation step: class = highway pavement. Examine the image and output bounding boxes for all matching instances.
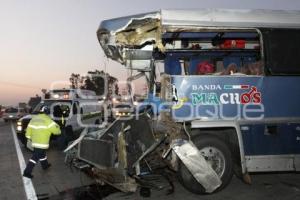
[0,118,300,200]
[0,119,92,200]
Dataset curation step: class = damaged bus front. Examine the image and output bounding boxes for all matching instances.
[65,9,300,195]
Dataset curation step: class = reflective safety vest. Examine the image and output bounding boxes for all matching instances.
[25,113,61,149]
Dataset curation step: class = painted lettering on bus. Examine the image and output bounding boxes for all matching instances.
[191,86,262,105]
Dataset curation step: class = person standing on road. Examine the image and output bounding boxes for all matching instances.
[23,105,61,179]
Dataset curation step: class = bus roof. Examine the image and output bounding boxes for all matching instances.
[161,9,300,29]
[99,9,300,33]
[97,9,300,63]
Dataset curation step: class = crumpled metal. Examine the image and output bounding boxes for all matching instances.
[171,139,222,193]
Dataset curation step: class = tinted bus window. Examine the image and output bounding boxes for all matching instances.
[261,28,300,75]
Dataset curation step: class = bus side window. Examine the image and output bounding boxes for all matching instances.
[261,28,300,75]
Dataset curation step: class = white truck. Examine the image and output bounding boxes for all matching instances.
[17,89,103,148]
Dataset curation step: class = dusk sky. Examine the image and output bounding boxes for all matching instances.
[1,0,300,106]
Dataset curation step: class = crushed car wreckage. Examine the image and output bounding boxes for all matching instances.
[65,113,221,194]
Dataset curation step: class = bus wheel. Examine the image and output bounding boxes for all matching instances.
[177,135,233,194]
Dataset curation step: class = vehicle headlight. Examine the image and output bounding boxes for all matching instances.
[17,121,22,126]
[17,126,22,132]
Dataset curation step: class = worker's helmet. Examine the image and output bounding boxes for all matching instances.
[39,105,50,114]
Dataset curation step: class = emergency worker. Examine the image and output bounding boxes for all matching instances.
[23,105,61,178]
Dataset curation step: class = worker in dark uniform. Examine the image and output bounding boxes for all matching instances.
[23,106,61,179]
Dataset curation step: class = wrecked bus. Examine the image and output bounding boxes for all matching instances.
[65,9,300,195]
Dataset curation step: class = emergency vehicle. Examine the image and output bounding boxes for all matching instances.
[17,89,103,147]
[66,9,300,195]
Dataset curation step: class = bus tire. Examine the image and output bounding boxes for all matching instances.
[177,135,233,194]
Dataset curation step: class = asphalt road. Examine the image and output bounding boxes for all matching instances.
[105,173,300,200]
[1,118,300,200]
[0,119,93,200]
[0,119,27,199]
